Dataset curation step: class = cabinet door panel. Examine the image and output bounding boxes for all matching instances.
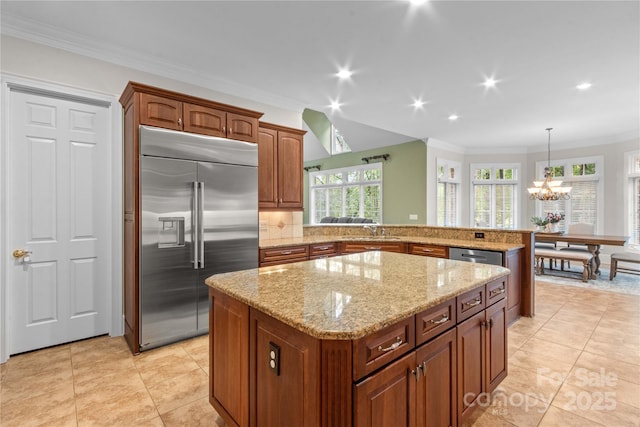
[139,93,182,130]
[183,103,225,137]
[228,112,259,143]
[210,290,249,427]
[486,298,507,392]
[457,311,485,421]
[258,127,278,208]
[416,328,457,427]
[251,309,320,427]
[354,352,416,427]
[277,131,304,208]
[505,249,522,324]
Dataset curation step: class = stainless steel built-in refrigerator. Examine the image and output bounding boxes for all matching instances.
[139,125,258,351]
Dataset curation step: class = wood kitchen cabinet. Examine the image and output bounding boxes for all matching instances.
[259,245,309,266]
[250,309,320,427]
[416,328,457,427]
[119,81,263,354]
[135,82,261,142]
[258,122,305,210]
[309,242,339,259]
[341,241,408,254]
[408,243,448,258]
[457,296,507,423]
[209,274,508,427]
[354,352,417,427]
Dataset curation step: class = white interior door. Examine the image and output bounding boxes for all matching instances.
[8,89,109,354]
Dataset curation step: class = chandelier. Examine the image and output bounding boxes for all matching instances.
[527,128,571,201]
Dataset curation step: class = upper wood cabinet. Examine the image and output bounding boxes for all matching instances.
[126,81,262,142]
[258,122,305,210]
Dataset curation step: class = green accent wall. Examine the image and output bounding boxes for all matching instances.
[303,140,427,224]
[302,109,332,153]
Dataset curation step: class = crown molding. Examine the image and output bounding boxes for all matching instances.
[1,13,307,113]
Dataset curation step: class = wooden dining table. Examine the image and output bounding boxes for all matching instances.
[535,233,629,279]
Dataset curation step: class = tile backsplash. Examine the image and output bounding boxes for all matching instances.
[259,211,303,240]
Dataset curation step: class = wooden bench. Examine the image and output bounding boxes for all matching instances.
[534,248,593,282]
[610,252,640,280]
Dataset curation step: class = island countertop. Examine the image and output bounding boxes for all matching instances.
[204,251,510,340]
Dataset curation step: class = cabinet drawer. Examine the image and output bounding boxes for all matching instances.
[353,316,415,381]
[259,245,309,266]
[486,278,507,306]
[308,242,338,259]
[341,241,407,254]
[408,243,448,258]
[456,287,486,322]
[416,298,456,345]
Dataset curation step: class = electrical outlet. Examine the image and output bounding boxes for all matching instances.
[475,232,485,239]
[409,214,418,220]
[269,342,280,376]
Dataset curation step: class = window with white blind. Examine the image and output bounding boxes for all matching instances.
[471,164,520,229]
[626,151,640,248]
[309,164,382,224]
[535,156,603,233]
[437,159,460,226]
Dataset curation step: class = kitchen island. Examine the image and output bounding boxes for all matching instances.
[205,251,511,427]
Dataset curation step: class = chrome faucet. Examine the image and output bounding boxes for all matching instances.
[363,224,377,236]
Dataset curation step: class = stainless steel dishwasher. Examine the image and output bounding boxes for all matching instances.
[449,247,503,266]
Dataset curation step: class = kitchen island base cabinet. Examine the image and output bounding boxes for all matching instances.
[457,298,507,424]
[354,352,416,427]
[250,310,320,427]
[416,328,457,427]
[209,291,249,427]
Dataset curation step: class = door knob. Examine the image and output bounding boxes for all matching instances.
[12,249,31,258]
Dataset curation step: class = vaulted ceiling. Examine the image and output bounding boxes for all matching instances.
[2,1,638,158]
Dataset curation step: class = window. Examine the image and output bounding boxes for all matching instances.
[471,164,520,229]
[437,159,460,226]
[331,125,351,155]
[535,156,603,233]
[309,164,382,224]
[627,151,640,248]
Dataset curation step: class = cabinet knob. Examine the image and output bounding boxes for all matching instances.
[177,117,183,126]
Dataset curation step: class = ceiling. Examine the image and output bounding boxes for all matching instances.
[2,1,638,158]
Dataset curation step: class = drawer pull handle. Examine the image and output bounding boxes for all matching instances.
[421,248,433,252]
[365,246,382,250]
[430,314,449,325]
[465,298,482,307]
[492,288,506,295]
[280,251,292,255]
[378,337,402,353]
[316,246,330,250]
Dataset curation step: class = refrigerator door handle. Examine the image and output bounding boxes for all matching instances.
[192,181,199,269]
[198,181,205,269]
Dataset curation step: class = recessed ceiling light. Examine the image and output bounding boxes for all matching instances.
[409,0,428,5]
[412,99,426,109]
[336,68,353,80]
[330,100,342,111]
[482,77,498,88]
[576,82,592,90]
[448,114,459,121]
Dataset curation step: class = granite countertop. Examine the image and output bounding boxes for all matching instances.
[259,235,524,252]
[205,252,510,340]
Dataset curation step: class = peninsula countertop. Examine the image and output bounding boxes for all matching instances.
[259,235,524,252]
[205,252,510,340]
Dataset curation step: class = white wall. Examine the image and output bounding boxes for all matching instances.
[0,35,302,127]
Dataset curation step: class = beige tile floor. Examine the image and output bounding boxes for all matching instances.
[1,280,639,426]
